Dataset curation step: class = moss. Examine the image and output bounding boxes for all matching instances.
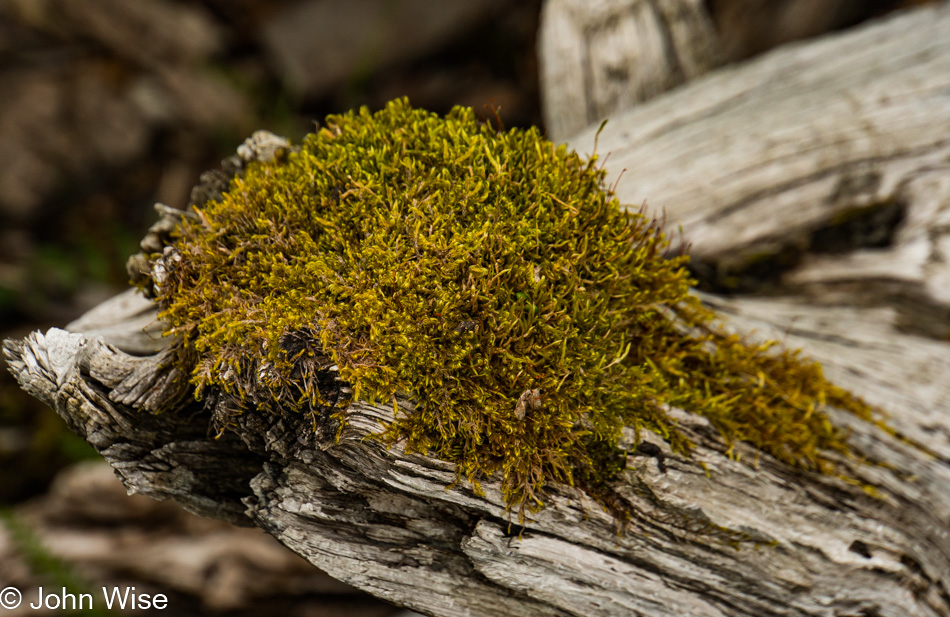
[149,98,879,516]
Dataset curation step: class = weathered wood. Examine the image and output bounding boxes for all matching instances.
[539,0,721,142]
[6,286,950,617]
[567,2,950,340]
[5,6,950,616]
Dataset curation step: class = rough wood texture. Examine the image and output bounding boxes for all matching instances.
[538,0,721,142]
[568,3,950,340]
[6,286,950,616]
[5,6,950,616]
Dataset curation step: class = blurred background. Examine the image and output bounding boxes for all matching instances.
[0,0,934,614]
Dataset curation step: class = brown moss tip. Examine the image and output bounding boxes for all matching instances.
[148,97,881,516]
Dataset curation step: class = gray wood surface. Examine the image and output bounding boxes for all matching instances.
[567,3,950,341]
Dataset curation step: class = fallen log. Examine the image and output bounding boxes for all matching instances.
[5,5,950,616]
[567,3,950,341]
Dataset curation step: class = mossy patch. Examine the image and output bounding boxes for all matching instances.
[149,98,879,515]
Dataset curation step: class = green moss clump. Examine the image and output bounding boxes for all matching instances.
[151,98,877,514]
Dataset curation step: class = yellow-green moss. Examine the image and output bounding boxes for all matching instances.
[151,98,878,514]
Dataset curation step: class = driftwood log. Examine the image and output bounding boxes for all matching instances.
[566,2,950,337]
[6,4,950,617]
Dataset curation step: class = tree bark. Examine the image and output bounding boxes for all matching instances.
[5,5,950,617]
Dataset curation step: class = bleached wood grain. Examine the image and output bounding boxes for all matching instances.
[567,3,950,340]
